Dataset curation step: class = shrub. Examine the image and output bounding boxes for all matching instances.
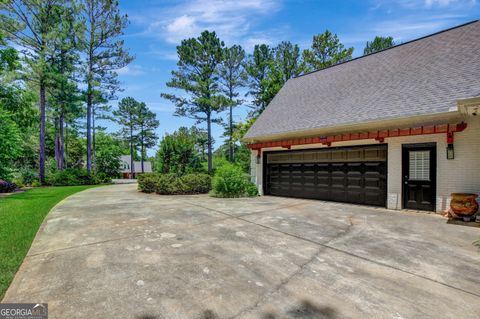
[180,173,212,194]
[155,127,201,175]
[95,132,123,177]
[45,168,96,186]
[12,168,37,186]
[211,164,258,198]
[0,112,21,180]
[0,180,17,193]
[93,172,112,184]
[245,182,259,197]
[138,173,211,195]
[155,174,178,194]
[137,173,160,193]
[31,180,41,187]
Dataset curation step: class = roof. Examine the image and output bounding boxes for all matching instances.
[245,20,480,141]
[120,155,152,173]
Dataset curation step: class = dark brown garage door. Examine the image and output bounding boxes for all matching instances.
[264,145,387,207]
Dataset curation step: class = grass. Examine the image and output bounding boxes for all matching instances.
[0,185,97,300]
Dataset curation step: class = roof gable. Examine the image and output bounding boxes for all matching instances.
[245,21,480,140]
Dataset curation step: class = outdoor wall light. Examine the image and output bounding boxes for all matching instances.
[446,143,455,160]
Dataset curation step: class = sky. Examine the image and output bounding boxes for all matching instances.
[110,0,480,156]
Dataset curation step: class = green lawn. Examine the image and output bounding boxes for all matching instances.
[0,186,97,300]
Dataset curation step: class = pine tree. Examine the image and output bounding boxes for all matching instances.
[273,41,306,82]
[364,36,395,55]
[47,3,82,171]
[136,103,159,173]
[113,97,140,179]
[82,0,133,174]
[0,0,67,183]
[303,30,353,72]
[162,30,227,172]
[245,44,274,117]
[218,44,246,162]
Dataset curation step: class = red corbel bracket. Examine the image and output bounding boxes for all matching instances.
[322,142,332,147]
[447,132,454,144]
[375,137,385,143]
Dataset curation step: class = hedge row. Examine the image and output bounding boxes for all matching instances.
[45,169,111,186]
[138,164,259,198]
[137,173,212,195]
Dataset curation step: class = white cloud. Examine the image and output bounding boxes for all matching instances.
[165,15,198,42]
[146,48,178,61]
[338,13,471,57]
[117,64,145,76]
[371,14,468,41]
[371,0,476,9]
[145,102,176,113]
[424,0,477,7]
[239,27,290,51]
[132,0,283,47]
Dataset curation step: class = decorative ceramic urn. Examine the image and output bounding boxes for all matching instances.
[450,193,479,217]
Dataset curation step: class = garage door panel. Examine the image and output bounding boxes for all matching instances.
[331,176,345,188]
[265,145,387,207]
[346,190,364,204]
[365,193,384,206]
[330,188,346,202]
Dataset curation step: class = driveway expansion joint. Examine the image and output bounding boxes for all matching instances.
[26,234,145,257]
[180,199,480,299]
[229,215,357,318]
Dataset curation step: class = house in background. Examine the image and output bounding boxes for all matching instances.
[244,21,480,213]
[120,155,152,179]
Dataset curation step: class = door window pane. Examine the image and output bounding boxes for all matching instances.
[409,151,430,181]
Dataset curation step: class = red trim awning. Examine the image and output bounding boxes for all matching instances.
[247,122,467,150]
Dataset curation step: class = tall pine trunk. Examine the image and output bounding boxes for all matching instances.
[59,111,65,170]
[55,117,60,169]
[228,84,235,162]
[86,14,94,175]
[39,80,46,184]
[207,112,212,172]
[65,122,69,168]
[55,112,66,170]
[92,106,96,171]
[86,84,92,174]
[141,134,145,173]
[229,103,234,162]
[130,123,135,179]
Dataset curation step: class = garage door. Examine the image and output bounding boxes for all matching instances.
[264,145,387,207]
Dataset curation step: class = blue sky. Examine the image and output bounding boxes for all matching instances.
[111,0,480,156]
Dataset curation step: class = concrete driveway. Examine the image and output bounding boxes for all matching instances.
[3,184,480,318]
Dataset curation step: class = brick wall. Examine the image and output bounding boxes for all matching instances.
[250,116,480,212]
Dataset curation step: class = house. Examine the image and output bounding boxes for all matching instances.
[120,155,152,179]
[244,21,480,213]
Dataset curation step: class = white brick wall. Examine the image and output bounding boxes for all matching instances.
[250,116,480,212]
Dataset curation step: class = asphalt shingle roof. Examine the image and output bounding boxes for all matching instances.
[245,21,480,140]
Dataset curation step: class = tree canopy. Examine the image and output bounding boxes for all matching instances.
[364,36,395,55]
[303,30,354,71]
[155,127,202,176]
[0,1,157,186]
[218,44,247,162]
[82,0,133,174]
[161,30,227,172]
